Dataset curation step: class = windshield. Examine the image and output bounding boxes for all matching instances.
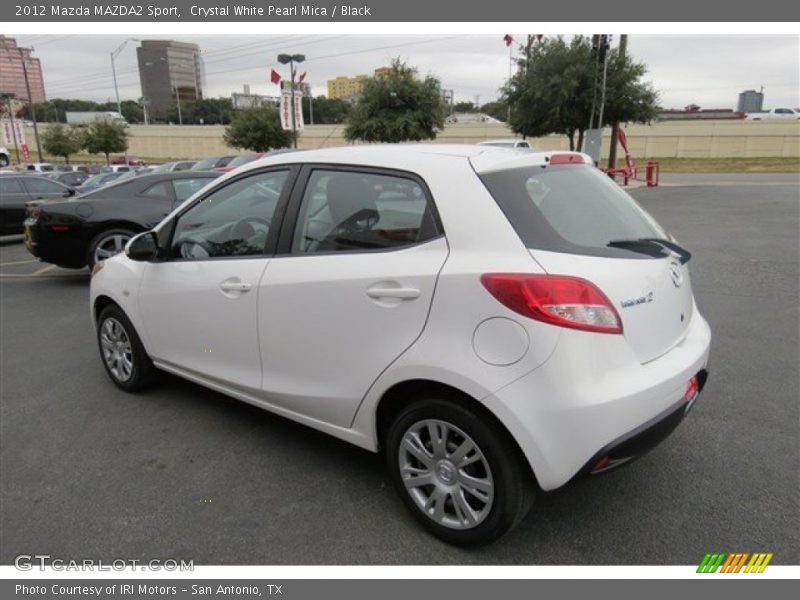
[479,164,667,258]
[192,157,219,170]
[225,154,259,168]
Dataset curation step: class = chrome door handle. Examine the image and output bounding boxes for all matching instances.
[366,286,421,300]
[219,281,252,293]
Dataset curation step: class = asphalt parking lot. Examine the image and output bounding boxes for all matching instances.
[1,173,798,565]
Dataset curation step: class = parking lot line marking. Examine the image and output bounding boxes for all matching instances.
[0,259,40,267]
[30,265,56,276]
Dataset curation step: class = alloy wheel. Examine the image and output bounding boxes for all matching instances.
[100,317,134,382]
[398,419,494,530]
[94,233,131,263]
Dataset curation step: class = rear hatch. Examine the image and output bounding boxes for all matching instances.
[477,158,693,364]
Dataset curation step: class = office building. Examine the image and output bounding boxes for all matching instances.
[137,40,204,119]
[326,68,392,100]
[737,89,764,113]
[0,35,46,105]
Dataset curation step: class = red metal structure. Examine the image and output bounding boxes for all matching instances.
[602,127,659,187]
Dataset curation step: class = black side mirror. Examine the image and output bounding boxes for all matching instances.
[125,231,159,262]
[63,189,76,197]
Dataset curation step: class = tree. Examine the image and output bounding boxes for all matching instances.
[302,96,350,124]
[453,101,477,113]
[344,59,446,143]
[480,101,509,122]
[223,106,293,152]
[166,97,233,125]
[41,123,84,163]
[84,119,129,164]
[502,36,658,151]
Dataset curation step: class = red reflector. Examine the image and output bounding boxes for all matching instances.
[593,456,610,472]
[51,226,69,232]
[549,153,585,165]
[480,274,623,334]
[684,376,700,402]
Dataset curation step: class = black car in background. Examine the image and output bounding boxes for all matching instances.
[191,155,236,170]
[24,171,220,268]
[0,174,75,235]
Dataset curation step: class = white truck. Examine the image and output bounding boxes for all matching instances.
[746,108,800,120]
[65,111,129,127]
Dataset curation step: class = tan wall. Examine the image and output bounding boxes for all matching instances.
[24,119,800,162]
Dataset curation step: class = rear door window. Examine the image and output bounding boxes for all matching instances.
[479,164,666,258]
[291,169,441,253]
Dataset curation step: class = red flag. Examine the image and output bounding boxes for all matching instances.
[503,34,514,47]
[297,72,306,84]
[535,34,544,41]
[270,69,281,85]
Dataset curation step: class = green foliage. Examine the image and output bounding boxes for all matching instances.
[83,119,129,164]
[502,36,658,150]
[166,97,234,125]
[480,101,509,122]
[453,101,477,113]
[303,96,351,124]
[223,107,293,152]
[41,123,84,163]
[344,59,446,143]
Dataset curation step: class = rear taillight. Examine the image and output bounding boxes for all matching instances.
[480,274,623,334]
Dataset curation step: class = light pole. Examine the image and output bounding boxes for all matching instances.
[277,53,305,149]
[110,38,139,165]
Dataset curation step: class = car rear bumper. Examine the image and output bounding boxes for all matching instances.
[24,218,88,268]
[482,308,711,490]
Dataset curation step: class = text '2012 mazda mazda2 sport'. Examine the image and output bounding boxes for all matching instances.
[90,145,711,545]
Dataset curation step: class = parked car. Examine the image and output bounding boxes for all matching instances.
[88,145,711,545]
[111,155,146,166]
[215,153,265,173]
[75,171,135,195]
[55,164,90,174]
[151,160,197,173]
[191,155,236,170]
[44,170,89,188]
[0,174,74,235]
[26,162,57,173]
[100,165,135,174]
[0,146,11,167]
[24,171,220,268]
[478,139,533,150]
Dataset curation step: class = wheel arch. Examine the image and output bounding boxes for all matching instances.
[374,378,540,489]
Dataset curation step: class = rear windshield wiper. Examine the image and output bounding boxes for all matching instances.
[607,238,691,264]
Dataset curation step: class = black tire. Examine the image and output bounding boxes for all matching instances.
[0,154,9,167]
[385,397,535,546]
[96,304,157,392]
[87,228,136,268]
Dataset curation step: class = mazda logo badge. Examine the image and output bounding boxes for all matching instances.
[669,261,683,288]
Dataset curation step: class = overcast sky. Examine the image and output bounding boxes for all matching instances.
[13,34,800,109]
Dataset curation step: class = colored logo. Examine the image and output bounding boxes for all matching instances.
[697,552,773,573]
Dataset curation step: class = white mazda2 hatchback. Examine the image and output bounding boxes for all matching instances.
[90,145,711,545]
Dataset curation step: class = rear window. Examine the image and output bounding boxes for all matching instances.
[479,164,666,258]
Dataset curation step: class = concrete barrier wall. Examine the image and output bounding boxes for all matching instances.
[23,119,800,161]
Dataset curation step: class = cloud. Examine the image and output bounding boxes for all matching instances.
[14,34,800,109]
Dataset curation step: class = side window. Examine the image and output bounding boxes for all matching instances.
[140,181,172,200]
[171,170,289,260]
[172,177,213,202]
[292,169,439,253]
[0,177,23,194]
[23,178,65,195]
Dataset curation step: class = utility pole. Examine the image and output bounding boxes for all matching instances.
[110,39,138,165]
[17,47,43,162]
[608,34,628,169]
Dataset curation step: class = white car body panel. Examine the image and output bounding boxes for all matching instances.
[91,144,711,490]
